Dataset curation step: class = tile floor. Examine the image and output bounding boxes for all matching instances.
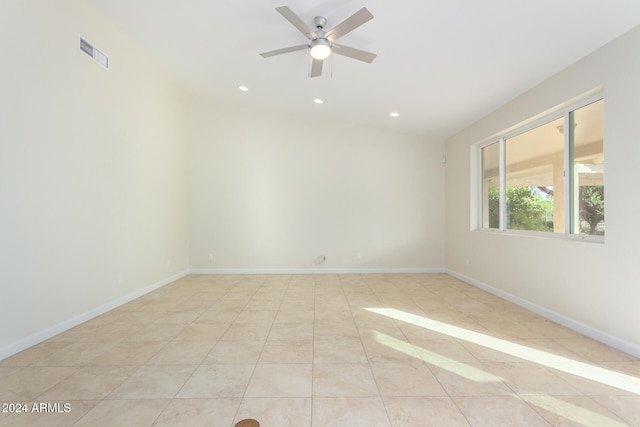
[1,274,639,426]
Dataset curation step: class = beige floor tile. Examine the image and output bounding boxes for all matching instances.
[592,395,640,426]
[453,395,550,427]
[0,400,98,427]
[33,342,117,367]
[153,398,241,427]
[315,303,351,313]
[484,361,581,395]
[479,321,546,340]
[0,366,78,401]
[0,342,71,367]
[234,310,278,324]
[428,360,513,396]
[124,323,185,342]
[411,339,479,364]
[84,313,155,329]
[509,338,588,362]
[397,323,452,341]
[600,361,640,377]
[89,341,167,366]
[371,362,447,397]
[203,340,265,364]
[527,319,586,340]
[313,363,379,397]
[194,308,241,324]
[384,396,471,427]
[50,322,145,342]
[313,339,368,364]
[547,368,639,397]
[267,323,313,341]
[314,310,354,324]
[459,341,528,363]
[312,397,391,427]
[314,322,361,340]
[260,340,313,364]
[352,307,399,326]
[73,399,169,427]
[38,366,136,401]
[153,309,205,324]
[214,298,251,310]
[274,310,314,323]
[245,364,312,397]
[171,324,230,342]
[358,323,409,341]
[522,395,630,426]
[361,337,424,365]
[554,338,638,363]
[3,273,638,427]
[234,398,311,427]
[107,365,196,399]
[279,299,314,311]
[243,299,281,311]
[177,364,254,398]
[220,323,272,341]
[146,341,214,365]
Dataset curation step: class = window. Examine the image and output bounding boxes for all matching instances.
[481,142,500,229]
[480,97,604,238]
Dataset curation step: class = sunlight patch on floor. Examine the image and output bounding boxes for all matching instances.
[372,330,503,382]
[366,308,640,395]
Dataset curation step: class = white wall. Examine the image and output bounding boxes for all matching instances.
[188,99,445,272]
[445,25,640,356]
[0,0,189,357]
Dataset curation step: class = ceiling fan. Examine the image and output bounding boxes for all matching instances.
[260,6,377,78]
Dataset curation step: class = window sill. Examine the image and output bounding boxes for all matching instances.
[476,227,605,244]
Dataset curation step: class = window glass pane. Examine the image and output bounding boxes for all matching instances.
[505,118,565,232]
[572,99,604,235]
[482,142,500,228]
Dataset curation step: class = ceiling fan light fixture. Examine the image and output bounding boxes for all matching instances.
[310,39,331,60]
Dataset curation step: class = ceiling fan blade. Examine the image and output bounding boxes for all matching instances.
[325,7,373,42]
[310,58,323,78]
[260,44,309,58]
[332,44,377,63]
[275,6,318,40]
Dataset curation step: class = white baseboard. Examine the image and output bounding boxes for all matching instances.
[0,270,189,361]
[446,269,640,359]
[189,267,446,275]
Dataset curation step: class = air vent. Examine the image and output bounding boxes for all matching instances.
[79,36,109,69]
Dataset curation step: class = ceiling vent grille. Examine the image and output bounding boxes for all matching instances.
[79,36,109,69]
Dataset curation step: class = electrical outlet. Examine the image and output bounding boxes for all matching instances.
[208,253,214,261]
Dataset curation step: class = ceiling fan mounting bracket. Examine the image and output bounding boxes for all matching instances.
[314,16,327,30]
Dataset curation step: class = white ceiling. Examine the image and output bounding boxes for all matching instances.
[89,0,640,140]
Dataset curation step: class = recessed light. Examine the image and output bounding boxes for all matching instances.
[390,112,399,118]
[238,85,249,92]
[314,98,324,104]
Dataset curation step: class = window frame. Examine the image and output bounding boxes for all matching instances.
[475,90,604,242]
